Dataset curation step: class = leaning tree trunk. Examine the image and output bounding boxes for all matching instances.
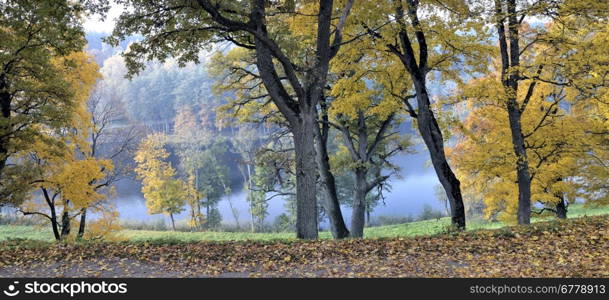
[50,217,61,241]
[388,0,466,229]
[414,82,466,229]
[350,168,368,238]
[223,182,241,229]
[313,113,350,239]
[170,213,176,231]
[41,188,61,240]
[292,111,319,239]
[77,208,87,239]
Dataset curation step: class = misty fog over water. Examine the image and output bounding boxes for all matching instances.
[112,147,445,226]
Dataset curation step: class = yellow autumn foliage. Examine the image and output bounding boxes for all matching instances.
[134,133,186,216]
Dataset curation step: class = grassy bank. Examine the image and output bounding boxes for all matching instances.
[1,203,608,242]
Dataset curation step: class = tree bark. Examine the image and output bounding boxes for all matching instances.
[350,168,367,238]
[244,164,256,232]
[292,111,319,239]
[414,83,466,229]
[77,208,87,239]
[508,106,532,225]
[0,87,11,178]
[170,213,176,231]
[205,203,210,229]
[50,217,60,241]
[495,0,532,225]
[42,188,61,241]
[555,200,567,219]
[388,0,466,229]
[60,210,71,239]
[555,195,567,219]
[313,103,350,239]
[287,111,320,239]
[366,203,371,226]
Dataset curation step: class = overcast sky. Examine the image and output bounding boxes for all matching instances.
[83,4,122,33]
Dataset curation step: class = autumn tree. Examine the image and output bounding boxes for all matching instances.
[248,156,275,232]
[18,51,109,240]
[471,0,609,224]
[210,44,352,237]
[231,124,264,232]
[207,13,351,239]
[449,4,609,221]
[76,84,143,238]
[171,102,238,230]
[349,0,493,229]
[172,105,210,229]
[250,136,297,231]
[448,81,593,222]
[109,0,359,239]
[327,55,413,236]
[553,10,609,208]
[492,0,541,224]
[134,133,186,230]
[0,0,89,205]
[329,117,406,237]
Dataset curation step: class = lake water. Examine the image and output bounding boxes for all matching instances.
[113,148,446,226]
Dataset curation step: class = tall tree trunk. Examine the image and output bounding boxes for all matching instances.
[0,88,11,178]
[195,170,202,230]
[414,82,466,229]
[77,208,87,239]
[205,203,210,229]
[60,210,71,239]
[41,188,61,241]
[50,216,60,241]
[292,111,319,239]
[496,0,532,225]
[507,105,532,224]
[314,106,350,239]
[388,0,466,229]
[245,164,255,232]
[350,168,367,238]
[169,213,176,231]
[247,0,356,239]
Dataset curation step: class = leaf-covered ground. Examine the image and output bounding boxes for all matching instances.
[1,215,609,278]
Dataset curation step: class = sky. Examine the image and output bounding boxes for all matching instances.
[83,4,123,33]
